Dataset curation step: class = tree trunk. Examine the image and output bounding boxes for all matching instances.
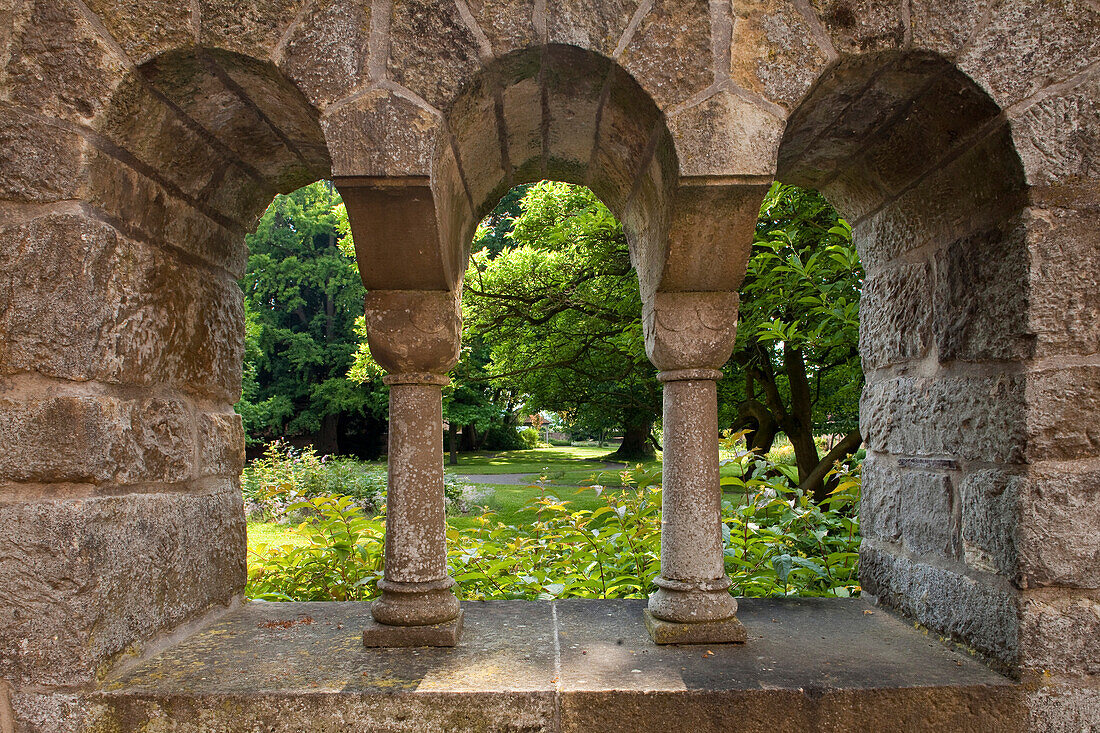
[448,422,458,466]
[799,429,862,500]
[317,413,339,455]
[734,399,779,455]
[612,420,655,460]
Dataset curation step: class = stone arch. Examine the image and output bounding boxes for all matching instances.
[776,47,1097,690]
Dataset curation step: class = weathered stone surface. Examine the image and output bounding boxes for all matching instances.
[0,483,244,686]
[449,75,508,216]
[0,391,198,485]
[1024,204,1100,359]
[668,91,783,177]
[543,45,609,181]
[808,0,905,54]
[618,0,712,111]
[908,0,995,58]
[858,260,932,371]
[140,50,315,193]
[1026,366,1100,463]
[958,0,1100,109]
[589,67,663,213]
[546,0,640,57]
[860,541,1020,666]
[0,110,85,202]
[83,0,192,64]
[280,0,371,108]
[643,609,746,644]
[861,374,1026,465]
[1019,590,1100,675]
[323,90,440,177]
[1017,466,1100,589]
[501,75,543,177]
[0,214,244,400]
[2,0,126,121]
[1025,677,1100,732]
[95,74,227,197]
[362,607,463,646]
[466,0,539,55]
[959,469,1019,579]
[932,222,1031,363]
[643,291,740,372]
[858,124,1026,268]
[861,457,957,560]
[388,0,482,112]
[197,411,245,478]
[85,150,250,275]
[362,290,462,374]
[199,0,308,58]
[729,0,831,110]
[1012,73,1100,186]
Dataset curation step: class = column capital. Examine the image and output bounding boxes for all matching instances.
[643,290,740,372]
[362,289,461,376]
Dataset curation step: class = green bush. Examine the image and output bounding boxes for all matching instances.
[243,441,469,521]
[246,439,861,602]
[518,427,541,449]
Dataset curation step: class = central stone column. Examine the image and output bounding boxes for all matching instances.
[642,291,746,644]
[359,289,463,647]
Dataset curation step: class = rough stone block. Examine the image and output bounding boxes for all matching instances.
[0,391,198,485]
[858,123,1026,269]
[959,469,1020,578]
[3,0,126,121]
[858,260,932,371]
[729,0,831,110]
[84,150,249,274]
[909,0,996,57]
[958,0,1100,109]
[1013,72,1100,187]
[542,45,609,180]
[0,111,86,202]
[280,0,371,108]
[198,0,309,58]
[362,608,464,647]
[198,411,246,478]
[589,67,662,213]
[322,90,439,177]
[860,456,957,560]
[1017,466,1100,589]
[668,90,783,177]
[1026,366,1100,463]
[1025,677,1100,732]
[546,0,640,57]
[0,213,245,401]
[1023,205,1100,359]
[449,76,508,217]
[0,483,245,686]
[82,0,192,64]
[808,0,905,54]
[1019,590,1100,675]
[466,0,539,55]
[387,0,482,113]
[618,0,712,111]
[860,541,1019,666]
[860,374,1026,465]
[932,222,1031,363]
[501,75,543,177]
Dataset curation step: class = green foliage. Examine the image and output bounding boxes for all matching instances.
[237,181,385,454]
[242,442,468,520]
[463,182,660,457]
[245,442,860,602]
[518,427,541,449]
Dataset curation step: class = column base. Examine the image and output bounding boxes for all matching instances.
[643,609,747,645]
[370,577,460,626]
[363,607,464,647]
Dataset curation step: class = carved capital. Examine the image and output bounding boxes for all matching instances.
[363,290,461,375]
[643,291,740,372]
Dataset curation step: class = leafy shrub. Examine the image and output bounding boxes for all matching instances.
[518,427,541,449]
[243,441,469,521]
[246,439,860,602]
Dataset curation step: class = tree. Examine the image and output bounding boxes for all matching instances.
[237,181,386,455]
[721,183,864,501]
[463,182,661,460]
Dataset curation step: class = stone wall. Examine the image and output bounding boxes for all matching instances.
[1,0,1098,729]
